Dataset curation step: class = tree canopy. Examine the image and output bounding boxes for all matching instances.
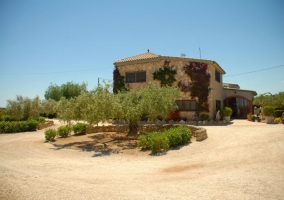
[113,83,182,135]
[44,82,87,101]
[253,92,284,108]
[6,95,42,121]
[55,83,182,136]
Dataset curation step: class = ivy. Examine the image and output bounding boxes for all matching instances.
[153,61,177,87]
[178,62,211,112]
[113,67,127,94]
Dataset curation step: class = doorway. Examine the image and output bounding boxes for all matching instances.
[224,97,250,119]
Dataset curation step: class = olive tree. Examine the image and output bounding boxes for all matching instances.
[6,95,24,121]
[140,83,182,121]
[56,97,76,127]
[113,83,183,136]
[253,92,284,108]
[42,99,58,116]
[75,84,114,126]
[6,95,42,121]
[114,90,143,135]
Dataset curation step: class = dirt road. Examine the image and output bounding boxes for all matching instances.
[1,120,284,200]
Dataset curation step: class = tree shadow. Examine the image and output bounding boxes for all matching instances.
[51,136,138,157]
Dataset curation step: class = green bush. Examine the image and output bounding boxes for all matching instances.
[138,131,169,153]
[137,126,192,154]
[3,115,15,121]
[165,128,183,147]
[0,120,39,133]
[27,119,39,131]
[274,117,281,123]
[263,106,275,116]
[57,126,71,138]
[274,110,284,118]
[220,107,233,116]
[199,114,209,121]
[147,131,170,154]
[137,134,149,149]
[165,126,192,146]
[72,122,87,135]
[37,117,46,124]
[44,129,57,141]
[177,126,192,144]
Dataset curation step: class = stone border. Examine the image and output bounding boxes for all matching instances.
[38,120,54,130]
[87,124,207,141]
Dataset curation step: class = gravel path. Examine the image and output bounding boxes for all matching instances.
[0,120,284,200]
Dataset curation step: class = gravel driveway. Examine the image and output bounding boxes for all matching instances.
[0,120,283,200]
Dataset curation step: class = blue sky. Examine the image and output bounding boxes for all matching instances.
[0,0,283,107]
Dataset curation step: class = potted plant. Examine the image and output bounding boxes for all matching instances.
[251,115,256,122]
[263,105,275,124]
[220,107,233,123]
[247,113,252,121]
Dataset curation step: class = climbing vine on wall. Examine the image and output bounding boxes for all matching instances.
[178,62,211,112]
[153,61,177,87]
[113,67,127,94]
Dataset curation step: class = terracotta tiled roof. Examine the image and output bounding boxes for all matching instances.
[114,51,160,63]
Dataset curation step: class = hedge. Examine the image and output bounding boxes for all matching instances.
[0,120,39,133]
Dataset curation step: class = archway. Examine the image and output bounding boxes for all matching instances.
[223,96,251,119]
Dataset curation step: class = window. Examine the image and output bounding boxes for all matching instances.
[215,70,221,83]
[176,100,197,111]
[126,71,146,83]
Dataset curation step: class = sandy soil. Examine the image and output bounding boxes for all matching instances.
[0,119,284,200]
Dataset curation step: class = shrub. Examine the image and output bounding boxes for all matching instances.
[274,110,284,118]
[138,131,169,153]
[137,134,149,149]
[3,115,15,122]
[147,131,170,154]
[199,114,209,121]
[45,129,57,141]
[263,106,275,116]
[47,113,57,119]
[165,126,192,146]
[57,126,71,138]
[72,122,87,135]
[220,107,233,116]
[37,117,46,124]
[137,126,192,154]
[177,126,192,144]
[274,118,281,123]
[27,119,39,131]
[0,120,39,133]
[165,128,183,147]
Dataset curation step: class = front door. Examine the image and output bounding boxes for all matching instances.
[224,97,250,119]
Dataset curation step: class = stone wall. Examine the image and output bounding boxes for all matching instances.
[38,120,54,130]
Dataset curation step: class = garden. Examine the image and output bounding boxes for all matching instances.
[248,92,284,124]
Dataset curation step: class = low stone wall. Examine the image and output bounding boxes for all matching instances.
[38,120,54,130]
[86,124,207,141]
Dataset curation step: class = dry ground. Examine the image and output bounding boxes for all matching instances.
[0,120,284,200]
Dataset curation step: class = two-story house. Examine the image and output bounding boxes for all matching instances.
[114,50,256,120]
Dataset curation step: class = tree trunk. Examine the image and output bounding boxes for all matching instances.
[127,122,139,137]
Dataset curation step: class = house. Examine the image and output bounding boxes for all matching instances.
[113,50,257,120]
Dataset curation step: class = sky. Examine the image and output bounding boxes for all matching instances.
[0,0,283,107]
